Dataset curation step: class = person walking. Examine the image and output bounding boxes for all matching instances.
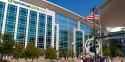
[56,57,60,62]
[83,57,87,62]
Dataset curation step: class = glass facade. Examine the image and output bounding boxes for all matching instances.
[37,13,45,48]
[80,23,92,36]
[55,13,77,51]
[56,13,92,55]
[0,1,55,49]
[75,30,83,56]
[5,4,17,36]
[80,23,92,42]
[28,10,37,43]
[0,1,5,32]
[0,0,93,56]
[54,25,57,49]
[16,7,28,44]
[46,15,52,48]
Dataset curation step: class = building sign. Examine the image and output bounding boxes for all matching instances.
[8,0,14,3]
[7,0,47,13]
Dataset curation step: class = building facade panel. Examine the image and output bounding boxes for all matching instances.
[28,10,37,43]
[46,15,52,48]
[55,13,70,50]
[0,1,5,32]
[80,23,92,36]
[5,4,17,36]
[37,13,45,48]
[16,7,28,44]
[75,30,84,57]
[55,12,92,55]
[0,0,55,48]
[54,25,57,49]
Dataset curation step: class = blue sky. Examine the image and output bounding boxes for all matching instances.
[48,0,104,17]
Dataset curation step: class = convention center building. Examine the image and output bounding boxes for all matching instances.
[0,0,98,56]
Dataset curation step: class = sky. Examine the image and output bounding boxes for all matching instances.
[48,0,104,17]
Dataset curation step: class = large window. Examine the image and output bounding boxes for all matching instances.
[28,10,37,43]
[75,31,83,56]
[37,13,45,48]
[54,25,57,49]
[80,23,92,44]
[46,15,52,48]
[0,1,5,32]
[55,13,77,51]
[80,23,92,35]
[16,7,28,44]
[5,4,17,36]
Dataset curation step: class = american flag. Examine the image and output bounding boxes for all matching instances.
[86,8,100,21]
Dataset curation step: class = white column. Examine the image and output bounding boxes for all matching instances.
[73,29,76,54]
[35,12,39,47]
[55,24,59,50]
[44,13,47,49]
[1,3,8,34]
[51,13,55,48]
[25,10,30,48]
[14,6,20,40]
[77,21,80,30]
[82,30,85,54]
[74,29,85,55]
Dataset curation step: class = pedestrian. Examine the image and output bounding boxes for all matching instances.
[100,57,104,62]
[83,57,86,62]
[56,57,59,62]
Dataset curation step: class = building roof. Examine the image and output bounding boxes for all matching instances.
[20,0,101,28]
[100,0,125,27]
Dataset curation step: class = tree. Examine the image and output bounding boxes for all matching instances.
[103,39,121,57]
[103,48,111,57]
[2,33,15,54]
[45,47,57,59]
[67,49,74,58]
[24,43,40,62]
[102,44,111,57]
[0,32,1,40]
[34,48,41,59]
[0,43,4,59]
[0,33,15,59]
[59,49,68,59]
[109,39,121,57]
[40,48,45,56]
[13,44,24,62]
[115,49,120,57]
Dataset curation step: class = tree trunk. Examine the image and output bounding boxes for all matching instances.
[1,53,3,59]
[32,58,33,62]
[37,58,38,62]
[17,59,19,62]
[25,58,27,62]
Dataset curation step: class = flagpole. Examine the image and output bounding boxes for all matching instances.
[92,7,97,62]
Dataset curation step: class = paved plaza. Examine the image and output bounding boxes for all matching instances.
[7,57,125,62]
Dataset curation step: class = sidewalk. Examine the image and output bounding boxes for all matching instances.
[9,58,83,62]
